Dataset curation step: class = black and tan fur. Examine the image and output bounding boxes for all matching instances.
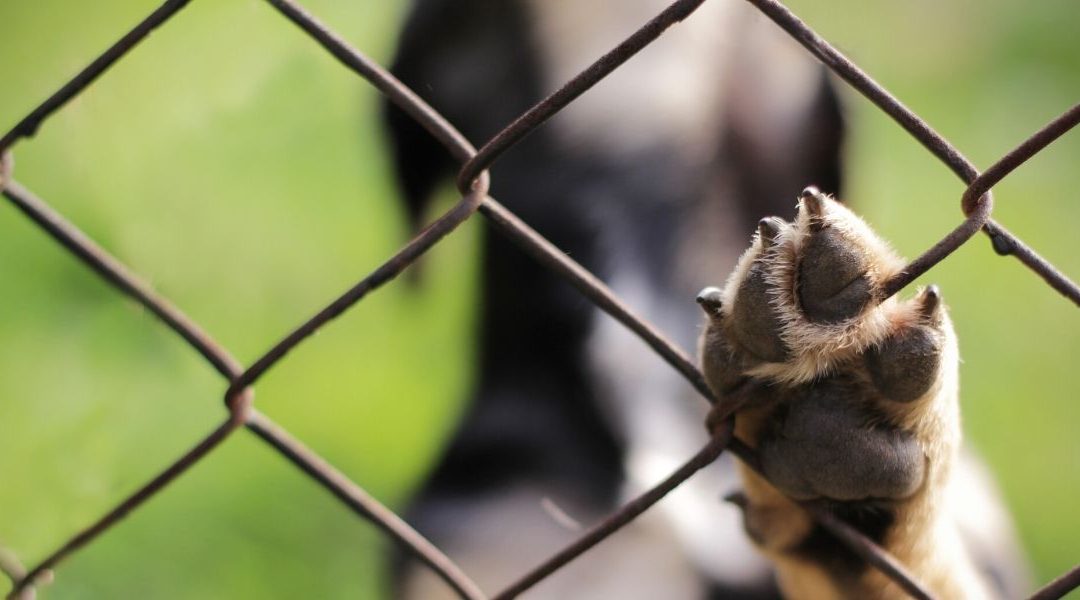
[698,188,997,599]
[385,1,843,597]
[384,0,1028,597]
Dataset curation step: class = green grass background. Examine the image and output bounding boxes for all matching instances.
[1,0,1077,597]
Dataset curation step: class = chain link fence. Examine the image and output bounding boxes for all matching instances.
[1,0,1078,598]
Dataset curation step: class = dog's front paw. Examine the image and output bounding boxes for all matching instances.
[698,187,960,553]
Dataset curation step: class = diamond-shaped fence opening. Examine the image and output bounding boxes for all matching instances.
[1,0,1079,599]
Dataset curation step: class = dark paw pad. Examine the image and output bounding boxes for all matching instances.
[865,286,945,403]
[758,378,925,502]
[797,225,873,323]
[730,260,790,362]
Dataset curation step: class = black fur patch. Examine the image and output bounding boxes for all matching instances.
[791,500,896,579]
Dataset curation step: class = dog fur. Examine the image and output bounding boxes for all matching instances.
[382,1,1027,598]
[698,189,998,599]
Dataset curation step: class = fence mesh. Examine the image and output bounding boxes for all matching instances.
[2,0,1079,598]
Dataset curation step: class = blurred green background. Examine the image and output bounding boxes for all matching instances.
[1,0,1077,598]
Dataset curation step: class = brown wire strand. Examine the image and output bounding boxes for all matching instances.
[0,545,41,600]
[455,0,708,192]
[743,0,976,182]
[0,176,487,599]
[262,0,476,162]
[6,417,244,600]
[803,507,936,600]
[744,0,1080,305]
[225,179,488,402]
[479,197,716,403]
[961,103,1080,216]
[246,411,487,600]
[491,418,734,600]
[0,0,195,154]
[1026,562,1080,600]
[724,439,938,600]
[1,179,241,378]
[2,0,1079,598]
[262,0,717,403]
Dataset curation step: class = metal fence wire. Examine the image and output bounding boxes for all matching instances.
[2,0,1079,598]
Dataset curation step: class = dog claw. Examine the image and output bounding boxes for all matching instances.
[758,217,786,249]
[697,286,724,317]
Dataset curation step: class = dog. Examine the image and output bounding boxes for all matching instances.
[381,1,1027,597]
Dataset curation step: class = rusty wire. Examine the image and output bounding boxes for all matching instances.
[0,556,45,600]
[1,0,1078,599]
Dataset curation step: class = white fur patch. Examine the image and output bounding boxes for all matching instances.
[587,259,773,587]
[525,0,739,159]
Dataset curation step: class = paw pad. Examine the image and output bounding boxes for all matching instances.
[698,187,958,506]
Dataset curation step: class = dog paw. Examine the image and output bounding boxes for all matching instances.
[698,187,959,528]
